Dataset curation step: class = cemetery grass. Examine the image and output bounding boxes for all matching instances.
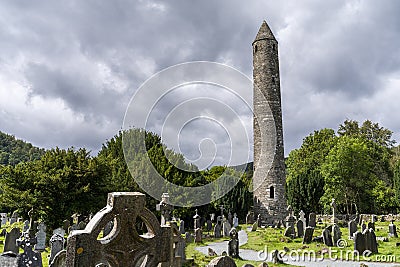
[185,234,295,266]
[241,222,400,264]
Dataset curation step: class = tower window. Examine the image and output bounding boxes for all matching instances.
[269,186,275,199]
[254,45,258,53]
[272,44,276,51]
[272,77,276,83]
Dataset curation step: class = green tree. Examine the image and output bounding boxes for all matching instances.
[320,136,376,213]
[0,148,108,228]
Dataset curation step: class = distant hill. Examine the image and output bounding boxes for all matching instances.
[0,131,45,165]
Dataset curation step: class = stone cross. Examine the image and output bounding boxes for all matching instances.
[65,192,174,266]
[17,232,43,266]
[220,205,225,217]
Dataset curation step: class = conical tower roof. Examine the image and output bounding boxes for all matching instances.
[253,20,276,44]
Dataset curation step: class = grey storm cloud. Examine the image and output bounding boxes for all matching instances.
[0,0,400,164]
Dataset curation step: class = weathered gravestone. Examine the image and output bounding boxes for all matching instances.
[284,206,296,238]
[228,228,239,258]
[34,223,46,251]
[49,233,65,265]
[246,211,254,225]
[296,220,304,238]
[298,210,306,232]
[64,192,174,266]
[223,217,232,237]
[0,213,7,226]
[389,220,398,238]
[4,227,20,254]
[228,211,233,226]
[354,231,365,254]
[332,224,342,246]
[233,213,239,228]
[322,227,333,247]
[16,232,43,267]
[10,211,18,225]
[194,228,202,243]
[348,220,358,239]
[309,212,316,228]
[207,255,237,267]
[193,210,201,230]
[303,226,314,244]
[364,228,378,254]
[214,219,222,238]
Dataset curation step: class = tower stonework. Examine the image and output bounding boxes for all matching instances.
[253,21,287,223]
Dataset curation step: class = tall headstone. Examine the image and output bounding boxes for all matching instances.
[322,227,333,247]
[34,222,47,251]
[4,227,20,254]
[303,226,314,244]
[348,220,358,239]
[389,220,398,238]
[253,20,287,224]
[193,209,201,230]
[284,205,296,238]
[228,228,239,258]
[0,213,7,226]
[233,213,239,228]
[364,229,378,254]
[223,217,232,237]
[194,228,202,243]
[227,211,233,226]
[332,224,342,246]
[309,213,316,228]
[157,192,173,226]
[257,214,262,227]
[246,211,254,225]
[354,231,365,254]
[299,210,306,230]
[296,219,304,238]
[49,233,65,264]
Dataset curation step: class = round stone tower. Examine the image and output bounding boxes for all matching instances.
[252,21,287,224]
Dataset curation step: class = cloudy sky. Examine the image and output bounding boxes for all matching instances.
[1,0,399,166]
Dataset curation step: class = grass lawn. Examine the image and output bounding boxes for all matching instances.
[187,221,400,266]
